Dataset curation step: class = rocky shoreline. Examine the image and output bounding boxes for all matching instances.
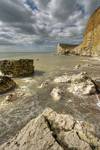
[0,108,100,150]
[0,56,100,149]
[0,5,99,150]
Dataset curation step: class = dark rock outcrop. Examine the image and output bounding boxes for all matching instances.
[0,76,16,94]
[57,7,100,56]
[0,59,34,77]
[0,108,100,150]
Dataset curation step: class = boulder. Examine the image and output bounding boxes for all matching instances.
[74,64,81,70]
[0,76,16,94]
[57,7,100,56]
[5,93,17,102]
[0,59,34,77]
[67,72,96,96]
[54,75,71,83]
[54,72,96,96]
[38,80,50,88]
[1,108,100,150]
[50,87,62,101]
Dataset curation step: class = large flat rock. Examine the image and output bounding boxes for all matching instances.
[0,108,100,150]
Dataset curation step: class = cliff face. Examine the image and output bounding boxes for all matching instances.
[57,7,100,56]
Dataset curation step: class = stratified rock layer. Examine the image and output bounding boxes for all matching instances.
[0,76,16,94]
[0,108,100,150]
[57,7,100,56]
[0,59,34,77]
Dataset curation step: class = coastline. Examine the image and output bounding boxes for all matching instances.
[0,54,100,144]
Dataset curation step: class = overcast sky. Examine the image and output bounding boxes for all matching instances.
[0,0,99,52]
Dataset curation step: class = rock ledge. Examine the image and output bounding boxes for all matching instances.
[1,108,100,150]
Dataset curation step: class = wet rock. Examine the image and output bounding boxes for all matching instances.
[74,121,100,148]
[38,80,50,88]
[43,108,75,131]
[0,59,34,77]
[54,72,96,96]
[94,79,100,91]
[0,71,4,76]
[0,111,63,150]
[68,80,96,96]
[74,64,81,69]
[57,130,92,150]
[54,75,71,83]
[5,93,17,102]
[68,72,96,96]
[0,76,16,94]
[36,58,39,61]
[1,108,100,150]
[50,87,62,101]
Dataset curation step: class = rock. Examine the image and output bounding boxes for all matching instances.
[0,71,4,76]
[94,79,100,91]
[0,59,34,77]
[43,108,75,131]
[54,72,96,96]
[67,72,96,96]
[68,81,96,96]
[57,7,100,56]
[57,130,92,150]
[5,93,17,102]
[0,111,63,150]
[1,108,100,150]
[54,75,71,83]
[74,121,100,148]
[38,80,50,88]
[50,87,62,101]
[36,58,39,61]
[74,64,81,70]
[0,76,16,94]
[57,43,78,55]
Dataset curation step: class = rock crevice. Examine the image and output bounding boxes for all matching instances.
[1,108,100,150]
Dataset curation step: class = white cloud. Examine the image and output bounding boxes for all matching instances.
[0,0,99,50]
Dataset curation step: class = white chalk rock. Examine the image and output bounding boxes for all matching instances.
[51,87,62,101]
[54,75,71,83]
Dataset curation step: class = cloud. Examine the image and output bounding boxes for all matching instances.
[0,0,99,50]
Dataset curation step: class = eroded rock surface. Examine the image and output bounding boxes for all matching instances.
[0,76,16,94]
[51,87,62,101]
[0,108,100,150]
[0,59,34,77]
[54,72,96,96]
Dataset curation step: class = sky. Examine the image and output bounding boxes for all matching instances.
[0,0,99,52]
